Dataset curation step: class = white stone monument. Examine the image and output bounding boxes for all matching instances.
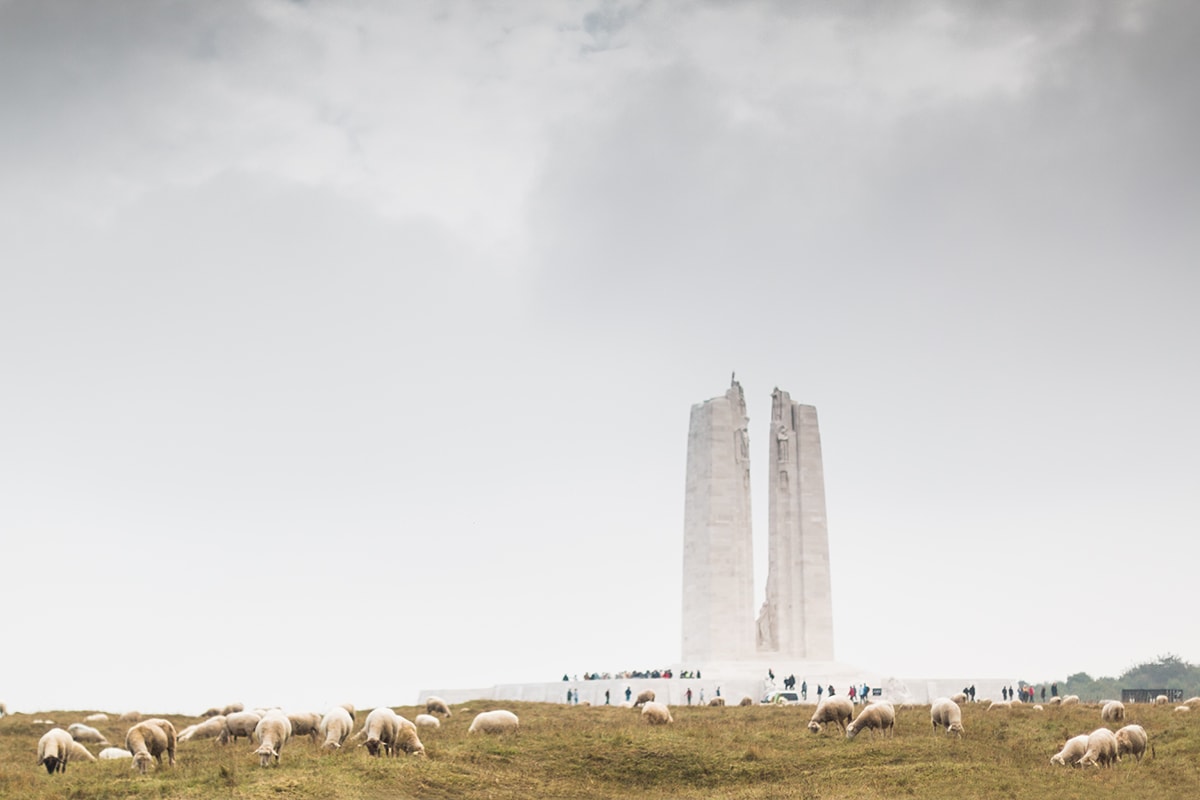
[682,380,835,666]
[680,377,756,663]
[755,388,834,660]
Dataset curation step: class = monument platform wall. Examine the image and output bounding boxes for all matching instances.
[418,666,1021,708]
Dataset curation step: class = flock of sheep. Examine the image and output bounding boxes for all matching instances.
[637,685,1189,771]
[797,690,1191,769]
[31,696,519,775]
[22,689,1198,778]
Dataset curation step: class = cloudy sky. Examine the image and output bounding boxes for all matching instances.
[2,0,1197,715]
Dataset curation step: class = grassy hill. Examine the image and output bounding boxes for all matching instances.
[2,699,1199,799]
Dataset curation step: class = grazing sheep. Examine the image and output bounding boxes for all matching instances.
[126,718,177,775]
[1078,727,1119,768]
[222,702,245,715]
[286,711,322,744]
[119,711,142,723]
[1061,695,1080,706]
[253,712,292,767]
[84,713,109,723]
[37,728,75,774]
[807,696,854,735]
[1050,734,1090,767]
[950,692,968,704]
[339,703,356,719]
[1101,701,1125,722]
[1184,696,1200,708]
[846,702,895,739]
[641,702,674,725]
[708,697,726,707]
[1154,695,1169,705]
[739,696,753,707]
[222,710,263,744]
[1048,696,1062,706]
[393,721,426,757]
[1115,724,1148,762]
[1177,705,1192,712]
[634,690,656,707]
[930,698,964,737]
[468,709,520,734]
[362,707,403,757]
[99,747,133,760]
[68,723,110,745]
[202,707,221,717]
[178,715,227,743]
[987,700,1012,711]
[415,714,441,730]
[67,740,97,763]
[1033,704,1044,711]
[425,696,452,717]
[319,706,354,750]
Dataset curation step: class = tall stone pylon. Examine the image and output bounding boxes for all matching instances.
[755,388,835,660]
[681,376,755,664]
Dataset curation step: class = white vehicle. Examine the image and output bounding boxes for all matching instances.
[761,691,801,705]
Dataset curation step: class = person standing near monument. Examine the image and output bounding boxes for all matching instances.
[816,684,823,702]
[625,687,632,702]
[849,685,857,704]
[801,680,807,701]
[686,688,693,705]
[605,690,610,705]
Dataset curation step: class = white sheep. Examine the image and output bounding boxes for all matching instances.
[119,711,142,723]
[1061,695,1080,706]
[468,709,520,734]
[415,714,441,730]
[99,747,133,760]
[126,718,177,775]
[641,702,674,725]
[67,740,97,763]
[222,702,245,715]
[1050,734,1090,767]
[1100,701,1125,722]
[846,702,895,739]
[178,715,227,743]
[286,711,322,744]
[319,706,354,750]
[253,711,292,767]
[1115,724,1148,762]
[708,697,726,707]
[1154,694,1169,705]
[1078,727,1119,768]
[807,696,853,734]
[1048,696,1063,706]
[393,720,426,757]
[1184,696,1200,708]
[634,690,656,707]
[84,713,109,723]
[1177,705,1192,712]
[222,710,263,744]
[930,697,964,737]
[987,700,1012,711]
[68,722,110,745]
[425,696,452,717]
[37,728,75,774]
[739,697,753,707]
[362,707,402,757]
[950,692,968,704]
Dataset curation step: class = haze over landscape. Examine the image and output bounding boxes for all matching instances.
[2,1,1197,715]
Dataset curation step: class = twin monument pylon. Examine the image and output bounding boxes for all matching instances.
[681,376,834,667]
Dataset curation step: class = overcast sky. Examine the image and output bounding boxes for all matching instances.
[2,0,1197,715]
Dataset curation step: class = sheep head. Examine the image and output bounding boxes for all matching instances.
[132,752,154,774]
[807,721,821,734]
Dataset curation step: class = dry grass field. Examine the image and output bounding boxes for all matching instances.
[2,699,1199,799]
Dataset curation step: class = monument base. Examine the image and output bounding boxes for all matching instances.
[418,660,1021,707]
